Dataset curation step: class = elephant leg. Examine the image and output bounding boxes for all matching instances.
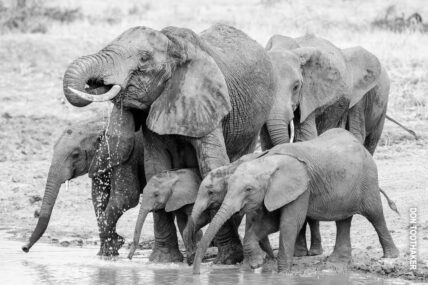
[243,210,278,269]
[364,113,386,155]
[91,172,112,256]
[277,191,309,273]
[294,220,308,257]
[259,237,275,260]
[362,198,399,258]
[346,100,366,144]
[98,167,140,257]
[144,131,183,263]
[191,127,243,265]
[308,218,323,256]
[328,216,353,263]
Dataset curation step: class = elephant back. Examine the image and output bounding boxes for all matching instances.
[270,129,372,197]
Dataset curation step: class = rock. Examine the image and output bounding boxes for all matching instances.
[60,240,71,247]
[51,238,59,244]
[29,195,42,204]
[2,112,12,119]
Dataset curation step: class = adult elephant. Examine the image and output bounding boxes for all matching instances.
[62,24,276,263]
[262,33,389,153]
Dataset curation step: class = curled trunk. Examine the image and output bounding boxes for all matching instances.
[266,102,293,145]
[266,117,290,145]
[22,166,62,252]
[128,208,149,260]
[193,204,235,274]
[63,54,109,107]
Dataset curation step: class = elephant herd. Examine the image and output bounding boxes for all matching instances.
[22,24,408,273]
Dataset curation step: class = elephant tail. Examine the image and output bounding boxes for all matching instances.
[385,114,418,140]
[379,187,400,215]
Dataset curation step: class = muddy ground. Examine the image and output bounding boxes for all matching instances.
[0,0,428,282]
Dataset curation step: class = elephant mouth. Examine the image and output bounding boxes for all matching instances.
[68,80,121,102]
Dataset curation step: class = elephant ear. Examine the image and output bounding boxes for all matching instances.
[342,46,382,108]
[147,42,231,137]
[165,169,201,212]
[264,155,309,212]
[294,46,349,123]
[88,133,135,178]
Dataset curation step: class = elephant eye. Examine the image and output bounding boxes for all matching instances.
[139,52,152,63]
[71,151,80,159]
[292,81,300,93]
[245,187,253,192]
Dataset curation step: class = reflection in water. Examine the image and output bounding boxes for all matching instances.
[0,239,409,285]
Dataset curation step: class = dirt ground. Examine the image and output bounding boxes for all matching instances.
[0,0,427,282]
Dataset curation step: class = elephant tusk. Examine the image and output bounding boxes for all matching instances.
[65,180,70,191]
[289,120,295,143]
[68,85,121,102]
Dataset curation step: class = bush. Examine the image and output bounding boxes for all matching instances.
[371,5,428,33]
[0,0,83,34]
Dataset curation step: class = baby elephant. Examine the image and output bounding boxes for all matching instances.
[193,128,399,273]
[23,117,145,257]
[128,169,209,261]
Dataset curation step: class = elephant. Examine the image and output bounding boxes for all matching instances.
[127,168,208,260]
[22,117,146,256]
[183,152,275,264]
[259,33,397,257]
[262,33,389,149]
[61,24,277,263]
[193,128,399,273]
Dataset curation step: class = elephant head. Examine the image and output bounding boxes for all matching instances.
[22,119,106,252]
[264,34,382,145]
[128,168,201,259]
[63,26,231,138]
[183,151,267,255]
[193,154,309,273]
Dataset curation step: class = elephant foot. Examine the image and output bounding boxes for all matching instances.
[326,251,352,264]
[382,246,399,258]
[213,240,243,265]
[308,244,323,256]
[97,234,124,257]
[149,245,183,263]
[293,246,308,257]
[247,252,265,269]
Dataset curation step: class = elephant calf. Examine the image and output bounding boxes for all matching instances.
[193,128,399,273]
[128,168,209,261]
[22,119,145,256]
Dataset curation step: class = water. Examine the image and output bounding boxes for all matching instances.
[0,238,410,285]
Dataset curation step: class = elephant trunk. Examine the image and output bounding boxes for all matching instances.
[184,199,209,255]
[266,115,290,145]
[265,97,294,146]
[22,166,63,252]
[128,208,149,260]
[63,54,116,107]
[193,203,235,274]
